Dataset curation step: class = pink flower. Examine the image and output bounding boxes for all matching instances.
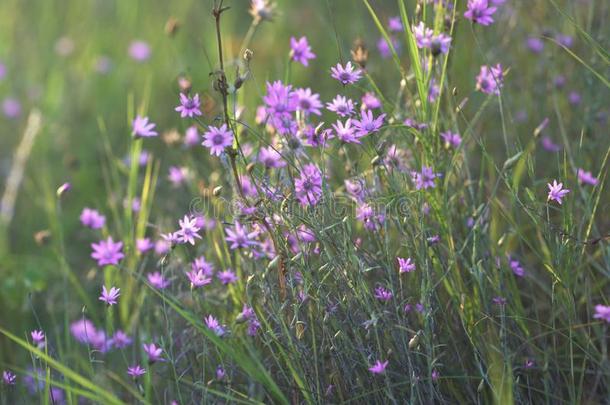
[99,286,120,305]
[368,360,388,374]
[398,257,416,273]
[547,180,570,204]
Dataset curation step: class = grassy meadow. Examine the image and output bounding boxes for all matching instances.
[0,0,609,403]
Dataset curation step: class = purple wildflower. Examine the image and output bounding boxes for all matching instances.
[547,180,570,204]
[177,215,202,245]
[80,208,106,229]
[225,222,258,250]
[441,131,462,148]
[352,110,385,136]
[175,93,202,118]
[202,124,234,156]
[186,269,212,288]
[464,0,497,26]
[31,330,45,346]
[132,116,158,138]
[526,37,544,53]
[258,146,286,168]
[374,286,393,302]
[184,126,200,147]
[332,119,362,144]
[413,22,433,48]
[216,366,226,380]
[205,315,226,336]
[128,40,151,62]
[476,64,504,95]
[577,169,598,186]
[429,33,452,55]
[147,272,171,289]
[368,360,388,374]
[127,365,146,378]
[361,92,381,110]
[411,166,440,190]
[398,257,416,273]
[217,269,238,285]
[330,62,362,85]
[2,370,16,385]
[295,88,322,115]
[2,97,21,119]
[294,163,323,206]
[493,296,507,306]
[110,330,132,348]
[290,36,316,66]
[388,16,403,32]
[541,136,561,152]
[509,258,525,277]
[99,286,120,306]
[136,238,154,253]
[326,95,355,117]
[594,305,610,323]
[192,255,214,276]
[91,236,124,267]
[143,343,164,362]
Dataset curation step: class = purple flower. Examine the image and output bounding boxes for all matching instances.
[541,136,561,152]
[441,131,462,148]
[132,115,158,138]
[127,365,146,378]
[294,164,323,206]
[290,36,316,66]
[216,366,226,380]
[432,370,440,381]
[184,126,200,147]
[186,269,212,288]
[110,330,132,348]
[217,269,238,285]
[70,319,108,351]
[361,92,381,110]
[411,166,440,190]
[568,91,581,106]
[547,180,570,204]
[136,238,154,253]
[2,370,16,385]
[356,203,384,231]
[225,222,258,250]
[398,257,416,273]
[330,62,362,85]
[91,237,124,267]
[205,315,226,336]
[128,40,151,62]
[388,16,403,32]
[593,305,610,323]
[175,93,202,118]
[332,119,362,144]
[413,22,433,48]
[247,318,261,336]
[258,146,286,168]
[492,296,507,306]
[0,62,6,80]
[99,286,120,305]
[2,97,21,118]
[31,330,45,346]
[202,124,234,156]
[295,88,322,115]
[80,208,106,229]
[377,36,400,59]
[464,0,497,26]
[326,95,355,117]
[509,258,525,277]
[429,33,452,55]
[577,169,598,186]
[192,255,215,276]
[352,110,385,136]
[368,360,388,374]
[476,64,504,95]
[177,215,202,245]
[147,272,171,289]
[374,286,393,302]
[526,37,544,53]
[143,343,164,362]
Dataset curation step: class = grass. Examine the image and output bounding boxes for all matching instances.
[0,0,609,403]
